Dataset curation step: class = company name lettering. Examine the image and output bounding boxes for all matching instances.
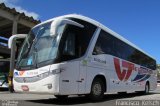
[114,58,153,81]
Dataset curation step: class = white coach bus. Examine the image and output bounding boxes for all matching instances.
[8,14,157,100]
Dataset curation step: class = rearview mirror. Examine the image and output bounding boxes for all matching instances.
[8,34,27,49]
[8,34,27,75]
[50,18,84,37]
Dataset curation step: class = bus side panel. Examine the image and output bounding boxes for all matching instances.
[113,57,144,92]
[85,66,107,94]
[149,70,157,91]
[59,61,80,95]
[84,54,114,94]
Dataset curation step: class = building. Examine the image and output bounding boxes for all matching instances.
[0,3,41,90]
[0,3,40,59]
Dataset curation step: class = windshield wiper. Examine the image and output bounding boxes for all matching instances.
[33,46,38,68]
[26,37,30,48]
[36,59,54,68]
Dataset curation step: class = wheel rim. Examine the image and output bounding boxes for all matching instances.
[93,83,102,96]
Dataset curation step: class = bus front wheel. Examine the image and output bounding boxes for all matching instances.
[88,78,105,101]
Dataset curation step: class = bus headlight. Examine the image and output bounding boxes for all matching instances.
[14,69,64,83]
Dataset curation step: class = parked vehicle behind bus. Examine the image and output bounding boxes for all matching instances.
[0,59,10,88]
[8,14,157,100]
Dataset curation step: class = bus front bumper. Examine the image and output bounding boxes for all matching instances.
[13,75,60,94]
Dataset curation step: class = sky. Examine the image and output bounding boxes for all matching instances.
[1,0,160,64]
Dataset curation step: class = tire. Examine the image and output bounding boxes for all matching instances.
[143,83,149,94]
[89,78,105,101]
[54,95,68,100]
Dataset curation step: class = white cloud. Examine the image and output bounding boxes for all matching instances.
[11,6,39,19]
[0,0,18,4]
[0,0,39,20]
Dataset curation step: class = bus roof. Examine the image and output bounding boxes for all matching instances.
[34,14,155,60]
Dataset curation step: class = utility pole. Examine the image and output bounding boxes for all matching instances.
[9,15,20,92]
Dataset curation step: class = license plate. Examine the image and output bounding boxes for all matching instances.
[21,85,29,91]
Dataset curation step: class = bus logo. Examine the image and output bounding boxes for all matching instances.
[14,71,25,77]
[14,72,19,77]
[19,71,25,76]
[114,58,134,81]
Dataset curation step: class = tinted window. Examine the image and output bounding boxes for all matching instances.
[63,32,76,56]
[93,30,156,70]
[59,18,97,61]
[69,18,97,56]
[93,30,114,55]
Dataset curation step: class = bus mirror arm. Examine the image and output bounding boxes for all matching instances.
[8,34,27,49]
[50,19,84,37]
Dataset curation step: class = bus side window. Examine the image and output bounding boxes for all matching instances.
[93,30,114,55]
[63,32,76,56]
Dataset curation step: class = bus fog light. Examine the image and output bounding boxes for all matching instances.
[50,69,62,74]
[47,84,52,89]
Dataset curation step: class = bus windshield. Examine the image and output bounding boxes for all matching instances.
[16,18,97,70]
[16,22,60,69]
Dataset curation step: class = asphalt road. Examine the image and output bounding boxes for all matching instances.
[0,86,160,106]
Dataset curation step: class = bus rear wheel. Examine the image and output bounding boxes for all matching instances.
[144,82,149,94]
[88,78,105,101]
